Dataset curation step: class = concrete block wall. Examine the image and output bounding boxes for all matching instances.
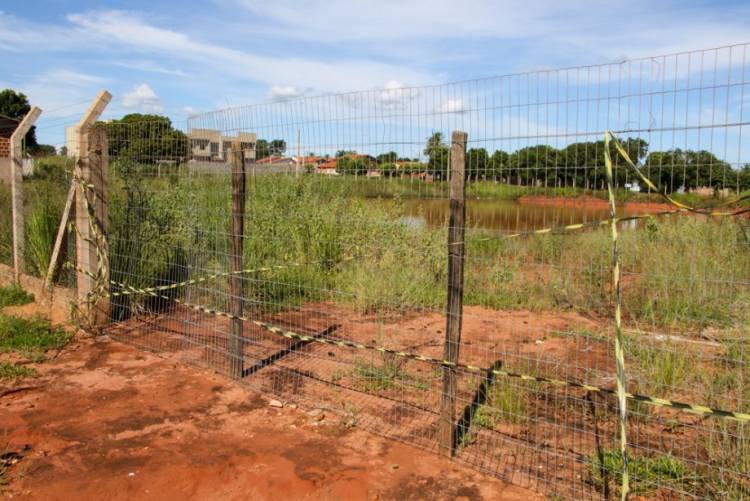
[0,138,11,184]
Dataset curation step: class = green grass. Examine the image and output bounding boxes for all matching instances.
[477,377,527,426]
[626,337,693,395]
[0,284,34,308]
[352,357,428,392]
[588,449,694,496]
[0,314,72,359]
[0,362,37,380]
[0,184,12,266]
[97,169,750,335]
[3,163,747,334]
[0,159,70,276]
[25,187,63,278]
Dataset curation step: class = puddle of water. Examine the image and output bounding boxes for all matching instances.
[384,198,636,231]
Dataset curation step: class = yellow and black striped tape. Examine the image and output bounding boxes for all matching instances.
[608,132,750,216]
[72,263,750,424]
[605,131,630,499]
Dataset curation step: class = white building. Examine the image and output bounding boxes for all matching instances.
[188,129,257,162]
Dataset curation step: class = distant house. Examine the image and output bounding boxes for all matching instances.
[318,153,377,176]
[254,155,296,166]
[624,181,641,193]
[316,158,339,175]
[292,155,325,171]
[188,129,257,163]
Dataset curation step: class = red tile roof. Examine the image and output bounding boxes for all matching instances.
[317,159,337,169]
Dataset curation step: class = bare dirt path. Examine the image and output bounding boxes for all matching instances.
[0,332,541,500]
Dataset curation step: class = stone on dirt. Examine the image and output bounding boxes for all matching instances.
[269,399,283,408]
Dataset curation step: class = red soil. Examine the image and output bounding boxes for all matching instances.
[518,195,674,213]
[0,330,540,500]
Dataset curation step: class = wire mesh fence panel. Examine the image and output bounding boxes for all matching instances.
[97,43,750,499]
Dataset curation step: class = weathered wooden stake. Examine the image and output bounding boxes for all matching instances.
[229,141,247,379]
[44,179,75,292]
[75,90,111,327]
[10,106,42,282]
[438,130,468,457]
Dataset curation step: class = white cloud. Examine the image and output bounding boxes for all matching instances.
[3,9,439,108]
[378,80,419,109]
[183,106,195,115]
[231,0,750,66]
[113,60,191,78]
[0,69,108,121]
[122,83,163,113]
[437,98,466,114]
[0,11,83,52]
[65,10,438,94]
[269,85,306,101]
[37,69,107,87]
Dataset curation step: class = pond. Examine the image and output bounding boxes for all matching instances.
[388,198,639,232]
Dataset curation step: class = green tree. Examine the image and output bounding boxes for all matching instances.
[269,139,286,155]
[739,164,750,191]
[104,114,187,163]
[508,145,559,186]
[467,148,489,180]
[255,139,287,159]
[489,150,509,182]
[645,149,734,192]
[376,151,398,164]
[336,156,369,176]
[0,89,38,147]
[424,132,449,179]
[29,144,56,157]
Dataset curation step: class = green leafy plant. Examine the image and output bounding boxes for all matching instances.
[353,357,427,392]
[0,314,72,359]
[0,283,34,308]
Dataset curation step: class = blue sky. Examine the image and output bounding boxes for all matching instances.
[1,0,750,148]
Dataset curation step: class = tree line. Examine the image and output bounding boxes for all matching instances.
[416,132,750,192]
[90,111,750,192]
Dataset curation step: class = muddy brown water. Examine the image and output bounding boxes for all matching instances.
[386,198,639,231]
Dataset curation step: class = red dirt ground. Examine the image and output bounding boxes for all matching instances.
[0,320,542,500]
[518,195,674,213]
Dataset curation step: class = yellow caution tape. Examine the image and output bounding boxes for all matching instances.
[70,263,750,424]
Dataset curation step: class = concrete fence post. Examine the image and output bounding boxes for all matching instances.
[10,106,42,282]
[75,90,112,328]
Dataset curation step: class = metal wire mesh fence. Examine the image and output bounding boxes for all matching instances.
[75,44,750,499]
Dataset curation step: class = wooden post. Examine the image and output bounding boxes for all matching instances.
[75,90,112,327]
[229,141,247,379]
[9,106,42,282]
[44,179,75,292]
[438,130,468,457]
